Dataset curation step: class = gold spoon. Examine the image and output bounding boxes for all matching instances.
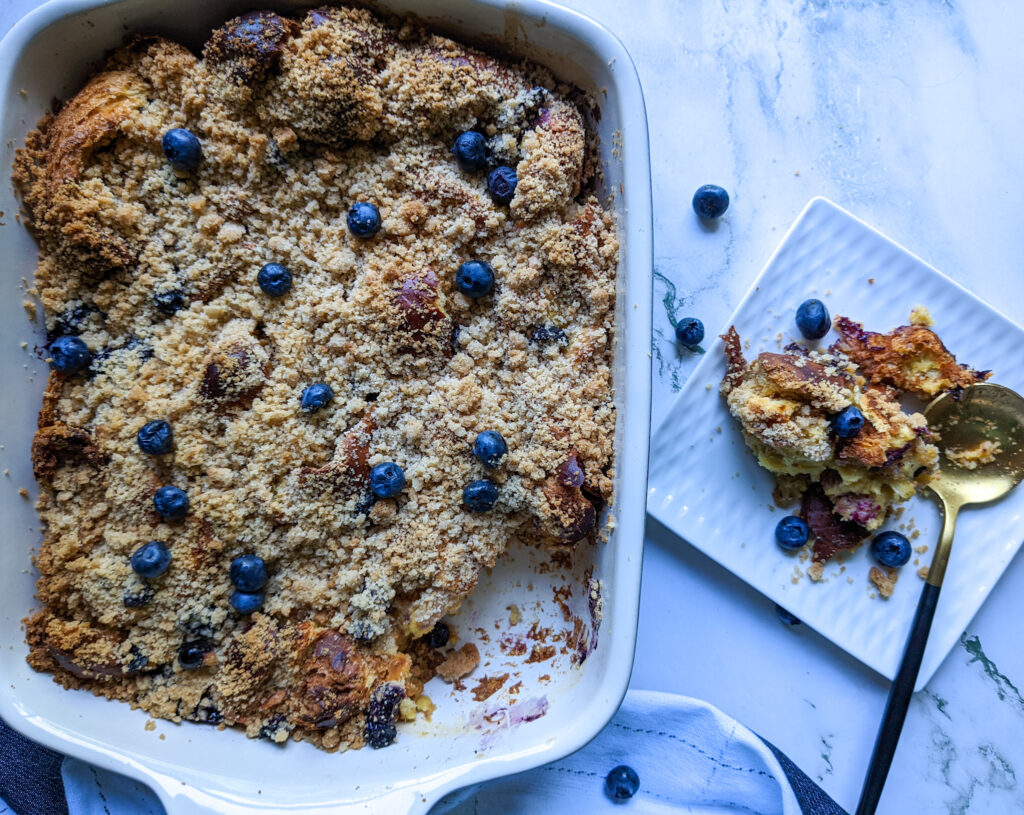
[857,382,1024,815]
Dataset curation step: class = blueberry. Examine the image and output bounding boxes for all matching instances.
[364,683,405,749]
[229,554,268,592]
[832,406,865,439]
[347,202,381,238]
[463,479,499,512]
[529,326,567,346]
[775,515,809,551]
[452,131,488,172]
[370,462,405,498]
[154,289,185,315]
[123,586,154,608]
[426,621,450,649]
[137,420,174,455]
[605,765,640,801]
[692,184,730,219]
[455,260,495,298]
[774,604,802,626]
[131,540,172,578]
[257,262,292,296]
[178,640,209,670]
[229,590,265,615]
[153,486,189,520]
[473,431,507,468]
[300,382,334,413]
[48,335,91,374]
[487,166,518,205]
[675,317,705,348]
[795,299,831,340]
[161,128,202,172]
[871,531,912,568]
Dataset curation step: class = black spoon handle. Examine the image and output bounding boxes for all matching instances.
[855,580,941,815]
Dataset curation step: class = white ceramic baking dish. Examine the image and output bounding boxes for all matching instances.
[0,1,652,811]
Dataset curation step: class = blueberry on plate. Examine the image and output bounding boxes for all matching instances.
[456,260,495,298]
[675,317,705,348]
[154,289,185,315]
[473,430,507,468]
[871,531,912,568]
[426,621,450,649]
[300,382,334,413]
[131,540,171,578]
[230,590,265,615]
[775,515,809,551]
[832,405,866,439]
[463,479,499,512]
[178,640,209,670]
[452,131,488,172]
[692,184,730,219]
[370,462,405,498]
[161,128,202,172]
[605,764,640,801]
[774,604,802,626]
[257,262,292,296]
[137,419,174,455]
[487,166,518,205]
[48,335,91,374]
[153,486,189,520]
[795,298,831,340]
[347,202,381,238]
[230,554,268,592]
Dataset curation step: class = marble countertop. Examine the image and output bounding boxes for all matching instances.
[5,1,1023,813]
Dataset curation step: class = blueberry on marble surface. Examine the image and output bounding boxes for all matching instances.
[230,554,268,592]
[370,462,405,498]
[605,764,640,801]
[452,130,488,172]
[153,486,189,520]
[456,260,495,298]
[675,317,705,348]
[230,590,265,615]
[426,621,450,649]
[692,184,729,219]
[137,420,174,455]
[257,262,292,296]
[795,298,831,340]
[463,479,499,512]
[300,382,334,413]
[871,531,912,568]
[161,128,202,172]
[832,405,865,439]
[487,166,518,205]
[48,335,91,374]
[131,540,172,578]
[775,515,809,551]
[347,202,381,238]
[178,640,209,670]
[473,430,507,468]
[154,289,185,315]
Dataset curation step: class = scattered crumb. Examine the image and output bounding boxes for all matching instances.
[22,300,36,320]
[18,488,29,499]
[868,278,875,284]
[869,566,898,598]
[917,566,930,580]
[946,440,1001,470]
[470,673,509,702]
[909,305,934,327]
[807,562,825,582]
[144,719,156,732]
[913,544,929,554]
[506,604,521,626]
[436,643,480,683]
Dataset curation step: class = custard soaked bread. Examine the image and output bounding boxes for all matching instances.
[16,5,617,751]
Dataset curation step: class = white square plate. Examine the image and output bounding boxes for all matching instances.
[647,197,1024,690]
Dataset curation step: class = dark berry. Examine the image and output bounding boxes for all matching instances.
[257,262,292,296]
[456,260,495,298]
[161,128,202,172]
[775,604,801,626]
[871,531,912,568]
[123,586,154,608]
[795,299,831,340]
[487,166,518,205]
[463,479,499,512]
[426,621,450,649]
[369,462,405,498]
[300,382,334,413]
[50,304,98,340]
[153,486,189,520]
[473,430,507,468]
[154,289,185,315]
[131,540,172,578]
[229,554,268,592]
[832,405,865,439]
[230,590,265,615]
[347,202,381,238]
[364,682,405,749]
[48,335,91,374]
[529,325,567,346]
[675,317,705,348]
[775,515,809,551]
[452,131,488,172]
[137,420,174,455]
[258,714,291,742]
[605,765,640,801]
[692,184,730,219]
[178,640,209,670]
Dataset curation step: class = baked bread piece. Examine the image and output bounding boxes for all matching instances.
[16,6,616,751]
